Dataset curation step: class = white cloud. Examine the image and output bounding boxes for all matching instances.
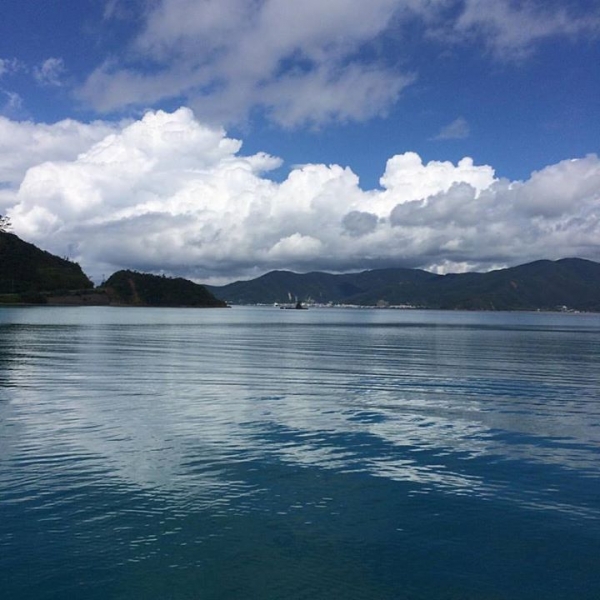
[433,116,470,141]
[33,58,66,87]
[375,153,495,215]
[3,108,600,283]
[454,0,600,59]
[259,63,412,129]
[0,91,24,119]
[78,0,419,124]
[76,0,600,126]
[0,115,123,188]
[0,59,26,119]
[0,58,23,79]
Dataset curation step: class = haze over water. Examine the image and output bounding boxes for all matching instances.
[1,306,599,599]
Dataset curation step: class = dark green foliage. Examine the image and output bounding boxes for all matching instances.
[104,270,227,307]
[402,259,600,311]
[0,232,93,298]
[207,258,600,311]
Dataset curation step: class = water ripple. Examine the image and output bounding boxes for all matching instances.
[1,306,600,599]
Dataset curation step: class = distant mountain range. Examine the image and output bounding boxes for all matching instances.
[1,230,599,311]
[207,258,600,312]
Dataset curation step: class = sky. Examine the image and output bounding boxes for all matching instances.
[1,0,599,284]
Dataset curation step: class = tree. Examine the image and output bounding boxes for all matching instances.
[0,214,11,233]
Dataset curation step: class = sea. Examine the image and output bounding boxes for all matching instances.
[1,305,599,600]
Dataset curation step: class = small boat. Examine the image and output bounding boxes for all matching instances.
[280,301,308,310]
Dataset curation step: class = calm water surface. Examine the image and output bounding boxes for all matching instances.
[1,306,599,599]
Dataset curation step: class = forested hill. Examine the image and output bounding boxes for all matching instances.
[206,267,435,305]
[0,232,93,301]
[0,232,227,307]
[104,270,227,307]
[206,258,600,311]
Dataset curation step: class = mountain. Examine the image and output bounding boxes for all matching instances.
[2,228,597,311]
[0,232,93,302]
[206,268,436,305]
[207,258,600,311]
[104,270,227,307]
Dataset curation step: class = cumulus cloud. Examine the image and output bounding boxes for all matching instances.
[0,115,124,216]
[75,0,600,126]
[342,211,380,238]
[2,108,599,283]
[0,116,124,188]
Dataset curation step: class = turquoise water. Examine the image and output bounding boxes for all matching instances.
[1,306,599,599]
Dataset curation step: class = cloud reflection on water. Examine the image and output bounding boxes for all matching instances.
[1,307,599,521]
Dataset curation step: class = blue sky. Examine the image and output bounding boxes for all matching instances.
[1,1,600,282]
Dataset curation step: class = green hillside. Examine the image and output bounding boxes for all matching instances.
[0,232,93,302]
[206,267,436,305]
[104,270,228,307]
[344,259,600,311]
[207,258,600,311]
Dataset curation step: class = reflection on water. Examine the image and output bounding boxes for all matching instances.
[1,306,600,599]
